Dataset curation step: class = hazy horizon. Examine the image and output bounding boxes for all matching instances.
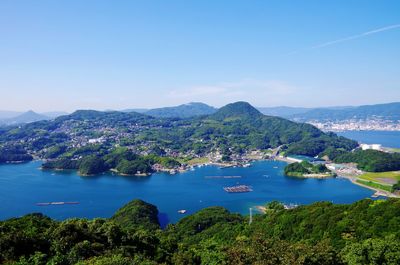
[1,100,400,114]
[1,0,399,112]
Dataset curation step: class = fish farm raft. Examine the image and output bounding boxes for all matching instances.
[223,185,253,193]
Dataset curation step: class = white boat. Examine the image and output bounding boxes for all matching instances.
[177,209,187,214]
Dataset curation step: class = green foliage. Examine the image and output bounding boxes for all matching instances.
[42,148,180,176]
[320,146,349,160]
[111,199,160,231]
[42,158,79,170]
[334,149,400,172]
[393,181,400,191]
[284,161,331,177]
[285,134,358,157]
[43,144,68,159]
[79,156,108,175]
[171,207,243,242]
[1,199,400,264]
[265,201,285,211]
[0,145,33,163]
[341,237,400,265]
[116,159,152,175]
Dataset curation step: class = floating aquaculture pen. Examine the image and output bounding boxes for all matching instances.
[223,185,253,193]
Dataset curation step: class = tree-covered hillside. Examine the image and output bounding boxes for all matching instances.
[0,102,358,170]
[334,149,400,172]
[1,198,399,264]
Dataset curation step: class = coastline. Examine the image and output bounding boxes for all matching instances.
[339,175,400,198]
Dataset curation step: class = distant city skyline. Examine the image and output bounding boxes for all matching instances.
[1,0,399,112]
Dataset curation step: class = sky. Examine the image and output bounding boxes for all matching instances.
[0,0,399,112]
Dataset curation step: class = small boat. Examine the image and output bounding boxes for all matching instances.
[177,209,187,214]
[273,166,278,169]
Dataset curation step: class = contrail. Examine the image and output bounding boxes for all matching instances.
[284,24,400,56]
[312,24,400,49]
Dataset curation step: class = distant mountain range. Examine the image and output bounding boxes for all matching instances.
[257,106,355,118]
[289,102,400,122]
[129,102,400,122]
[1,101,399,126]
[0,111,68,126]
[122,102,217,118]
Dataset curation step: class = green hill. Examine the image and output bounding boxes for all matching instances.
[0,102,358,167]
[209,101,263,121]
[1,198,400,264]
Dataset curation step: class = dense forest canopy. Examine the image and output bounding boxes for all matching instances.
[284,161,331,177]
[334,150,400,172]
[1,198,399,264]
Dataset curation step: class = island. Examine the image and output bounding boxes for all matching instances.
[284,161,335,178]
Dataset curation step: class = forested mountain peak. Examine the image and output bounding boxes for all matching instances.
[57,109,148,122]
[210,101,263,121]
[145,102,217,118]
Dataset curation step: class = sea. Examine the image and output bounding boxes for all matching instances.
[0,130,398,225]
[337,130,400,148]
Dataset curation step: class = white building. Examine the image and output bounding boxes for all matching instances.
[360,144,382,151]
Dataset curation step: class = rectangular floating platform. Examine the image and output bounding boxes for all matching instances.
[205,175,242,179]
[223,185,253,193]
[36,201,80,206]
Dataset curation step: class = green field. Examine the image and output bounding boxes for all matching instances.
[178,157,210,165]
[359,171,400,183]
[387,148,400,153]
[356,179,393,192]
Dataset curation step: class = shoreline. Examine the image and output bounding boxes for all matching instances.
[339,175,400,198]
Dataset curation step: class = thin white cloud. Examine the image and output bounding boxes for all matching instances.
[312,24,400,49]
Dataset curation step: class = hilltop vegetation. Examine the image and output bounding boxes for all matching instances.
[334,149,400,172]
[1,198,399,264]
[42,147,180,176]
[284,161,332,177]
[0,146,33,163]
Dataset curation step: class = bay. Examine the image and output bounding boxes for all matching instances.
[0,160,372,225]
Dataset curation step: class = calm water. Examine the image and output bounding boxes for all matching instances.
[0,160,372,225]
[337,130,400,148]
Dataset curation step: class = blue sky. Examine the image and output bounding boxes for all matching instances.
[0,0,399,111]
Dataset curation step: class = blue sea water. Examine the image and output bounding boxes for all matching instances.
[0,160,372,225]
[337,130,400,148]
